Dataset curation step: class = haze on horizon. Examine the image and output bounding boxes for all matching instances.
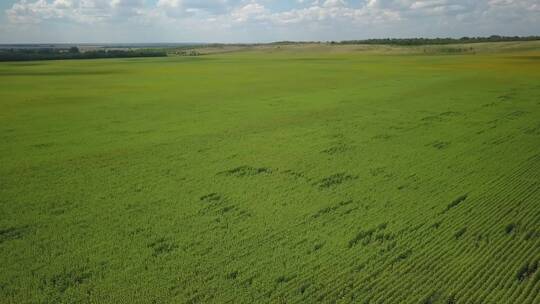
[0,0,539,44]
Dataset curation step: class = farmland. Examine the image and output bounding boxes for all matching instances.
[0,41,539,303]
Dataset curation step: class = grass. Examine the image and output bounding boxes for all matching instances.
[1,42,540,303]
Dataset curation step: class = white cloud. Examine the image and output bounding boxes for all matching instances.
[322,0,346,8]
[231,3,268,22]
[3,0,540,42]
[157,0,228,15]
[6,0,148,23]
[7,0,74,23]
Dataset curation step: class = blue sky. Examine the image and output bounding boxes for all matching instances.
[0,0,539,43]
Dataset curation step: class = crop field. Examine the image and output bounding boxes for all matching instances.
[1,42,539,303]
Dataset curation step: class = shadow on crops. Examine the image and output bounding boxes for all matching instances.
[427,141,450,149]
[218,166,273,177]
[505,223,517,234]
[322,143,352,155]
[311,200,354,219]
[314,173,358,189]
[454,227,467,239]
[348,222,390,248]
[0,226,28,244]
[148,237,178,257]
[516,260,538,282]
[40,267,92,296]
[421,111,462,124]
[443,194,468,213]
[199,192,252,222]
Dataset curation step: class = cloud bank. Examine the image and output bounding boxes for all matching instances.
[1,0,539,43]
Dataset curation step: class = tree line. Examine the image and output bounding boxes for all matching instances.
[0,47,167,62]
[333,35,540,46]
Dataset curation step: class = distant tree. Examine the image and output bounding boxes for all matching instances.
[0,48,167,62]
[336,35,540,46]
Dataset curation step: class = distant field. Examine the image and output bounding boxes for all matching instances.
[1,42,539,303]
[181,40,540,56]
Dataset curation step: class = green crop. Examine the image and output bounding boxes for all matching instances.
[1,42,539,303]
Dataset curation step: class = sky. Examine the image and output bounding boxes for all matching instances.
[0,0,539,43]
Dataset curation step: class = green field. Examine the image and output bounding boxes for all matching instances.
[1,42,539,303]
